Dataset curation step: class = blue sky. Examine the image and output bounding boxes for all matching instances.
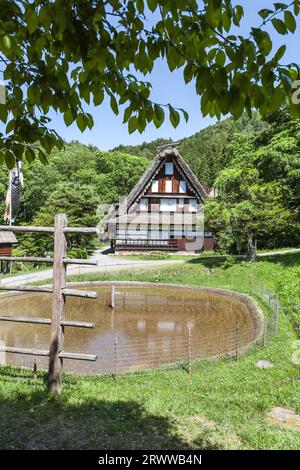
[3,1,300,150]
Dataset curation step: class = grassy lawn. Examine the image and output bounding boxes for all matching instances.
[113,247,300,262]
[0,252,299,450]
[0,262,49,279]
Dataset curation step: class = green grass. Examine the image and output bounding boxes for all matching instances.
[0,252,300,450]
[0,262,49,279]
[113,247,300,262]
[0,314,299,450]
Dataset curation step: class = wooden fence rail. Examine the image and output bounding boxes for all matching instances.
[0,213,99,393]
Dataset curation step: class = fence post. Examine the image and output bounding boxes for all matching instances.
[33,334,38,380]
[110,284,116,309]
[47,213,67,394]
[235,320,240,361]
[274,294,279,334]
[114,333,118,376]
[188,327,192,374]
[262,316,267,347]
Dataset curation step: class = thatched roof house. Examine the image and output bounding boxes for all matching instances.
[104,145,216,253]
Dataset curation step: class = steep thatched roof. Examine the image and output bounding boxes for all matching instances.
[110,146,208,218]
[0,231,18,244]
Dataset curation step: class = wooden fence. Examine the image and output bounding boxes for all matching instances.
[0,213,99,394]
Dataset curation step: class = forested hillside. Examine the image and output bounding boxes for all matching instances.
[0,145,149,256]
[113,113,268,187]
[206,108,300,254]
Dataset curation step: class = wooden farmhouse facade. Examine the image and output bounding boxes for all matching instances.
[0,230,18,273]
[104,146,216,253]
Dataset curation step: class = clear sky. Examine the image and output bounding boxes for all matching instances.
[3,1,300,150]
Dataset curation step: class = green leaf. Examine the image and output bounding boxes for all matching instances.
[25,147,36,163]
[6,119,15,134]
[128,116,138,134]
[272,18,288,35]
[64,109,75,127]
[258,9,273,19]
[180,108,189,123]
[147,0,157,12]
[136,0,144,14]
[274,44,286,62]
[123,107,132,123]
[76,114,87,132]
[0,104,8,123]
[216,50,226,67]
[183,63,194,83]
[27,11,39,34]
[284,10,297,33]
[85,113,94,129]
[93,88,104,106]
[110,95,119,115]
[222,11,231,32]
[153,104,165,128]
[38,149,48,164]
[5,150,16,169]
[169,107,180,128]
[2,35,11,50]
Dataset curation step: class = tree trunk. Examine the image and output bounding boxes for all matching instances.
[247,235,257,262]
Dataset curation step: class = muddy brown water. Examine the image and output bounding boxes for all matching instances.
[0,284,258,374]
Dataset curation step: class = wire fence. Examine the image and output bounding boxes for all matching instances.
[94,278,279,375]
[0,265,280,377]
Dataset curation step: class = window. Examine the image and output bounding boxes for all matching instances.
[151,180,158,193]
[140,198,148,211]
[165,162,174,175]
[160,198,177,212]
[178,198,184,209]
[179,180,186,193]
[165,180,172,193]
[189,199,197,212]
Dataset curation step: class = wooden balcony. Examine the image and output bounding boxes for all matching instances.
[115,238,179,252]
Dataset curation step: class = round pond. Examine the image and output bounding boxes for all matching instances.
[0,283,262,374]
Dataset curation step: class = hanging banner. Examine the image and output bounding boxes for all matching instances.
[4,160,24,224]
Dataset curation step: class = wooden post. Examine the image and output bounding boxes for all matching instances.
[274,294,279,334]
[114,333,118,376]
[110,284,116,309]
[188,327,192,374]
[47,214,67,394]
[235,320,240,361]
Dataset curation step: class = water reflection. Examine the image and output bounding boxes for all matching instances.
[0,285,256,374]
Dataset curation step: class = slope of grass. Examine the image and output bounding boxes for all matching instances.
[0,253,299,450]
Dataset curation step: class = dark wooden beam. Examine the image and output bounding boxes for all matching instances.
[0,346,97,361]
[0,256,54,264]
[0,285,53,294]
[62,288,97,299]
[0,315,95,329]
[0,225,54,233]
[63,227,99,234]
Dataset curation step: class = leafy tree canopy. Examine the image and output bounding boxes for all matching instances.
[1,0,300,168]
[205,106,300,256]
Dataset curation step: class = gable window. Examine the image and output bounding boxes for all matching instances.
[151,180,159,193]
[140,198,148,211]
[189,199,197,212]
[165,162,174,175]
[165,180,172,193]
[178,198,184,209]
[179,180,187,193]
[160,198,177,212]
